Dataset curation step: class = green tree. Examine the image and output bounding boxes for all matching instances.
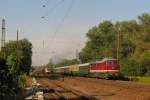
[0,57,20,99]
[0,39,32,74]
[46,58,54,68]
[138,13,150,25]
[54,58,79,67]
[0,39,32,99]
[139,50,150,76]
[121,58,145,76]
[6,51,23,75]
[79,13,150,76]
[79,21,116,63]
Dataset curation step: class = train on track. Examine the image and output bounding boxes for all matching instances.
[51,58,120,79]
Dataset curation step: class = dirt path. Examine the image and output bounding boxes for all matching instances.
[62,77,150,100]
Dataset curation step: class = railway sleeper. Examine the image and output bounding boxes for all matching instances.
[51,82,99,100]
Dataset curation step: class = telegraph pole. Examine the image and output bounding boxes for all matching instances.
[1,19,6,59]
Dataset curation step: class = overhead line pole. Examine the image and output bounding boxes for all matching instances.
[1,19,6,59]
[1,19,5,48]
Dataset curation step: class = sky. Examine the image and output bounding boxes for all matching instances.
[0,0,150,66]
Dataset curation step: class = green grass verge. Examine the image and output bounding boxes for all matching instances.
[128,76,150,83]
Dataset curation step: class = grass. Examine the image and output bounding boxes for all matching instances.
[128,76,150,83]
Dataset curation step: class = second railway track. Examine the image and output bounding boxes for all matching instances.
[36,78,100,100]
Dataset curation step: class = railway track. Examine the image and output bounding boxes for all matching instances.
[36,78,100,100]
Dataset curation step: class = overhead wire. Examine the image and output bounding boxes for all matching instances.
[39,0,74,62]
[42,0,50,7]
[48,0,74,55]
[34,0,67,65]
[41,0,65,19]
[39,0,65,52]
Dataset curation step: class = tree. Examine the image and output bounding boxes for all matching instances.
[0,39,32,99]
[79,20,116,63]
[79,13,150,76]
[139,50,150,76]
[0,39,32,74]
[0,57,20,99]
[46,58,54,68]
[6,51,23,75]
[138,13,150,25]
[54,58,79,67]
[121,58,145,76]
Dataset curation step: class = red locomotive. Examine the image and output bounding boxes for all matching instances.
[89,58,120,79]
[90,58,119,72]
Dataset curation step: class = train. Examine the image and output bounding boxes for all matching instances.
[52,58,120,79]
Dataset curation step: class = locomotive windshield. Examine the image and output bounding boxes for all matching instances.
[107,60,113,65]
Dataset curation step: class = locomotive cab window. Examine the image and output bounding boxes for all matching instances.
[107,60,113,65]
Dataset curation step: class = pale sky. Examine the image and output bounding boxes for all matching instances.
[0,0,150,66]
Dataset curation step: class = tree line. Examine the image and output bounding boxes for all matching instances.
[79,13,150,76]
[46,58,79,68]
[0,39,32,99]
[48,13,150,77]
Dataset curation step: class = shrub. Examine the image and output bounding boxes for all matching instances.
[121,59,145,76]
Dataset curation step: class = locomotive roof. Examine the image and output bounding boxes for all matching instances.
[91,58,117,64]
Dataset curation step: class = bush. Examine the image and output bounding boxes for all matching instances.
[121,59,145,76]
[18,74,27,88]
[140,50,150,75]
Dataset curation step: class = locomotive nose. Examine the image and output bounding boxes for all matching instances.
[115,64,120,70]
